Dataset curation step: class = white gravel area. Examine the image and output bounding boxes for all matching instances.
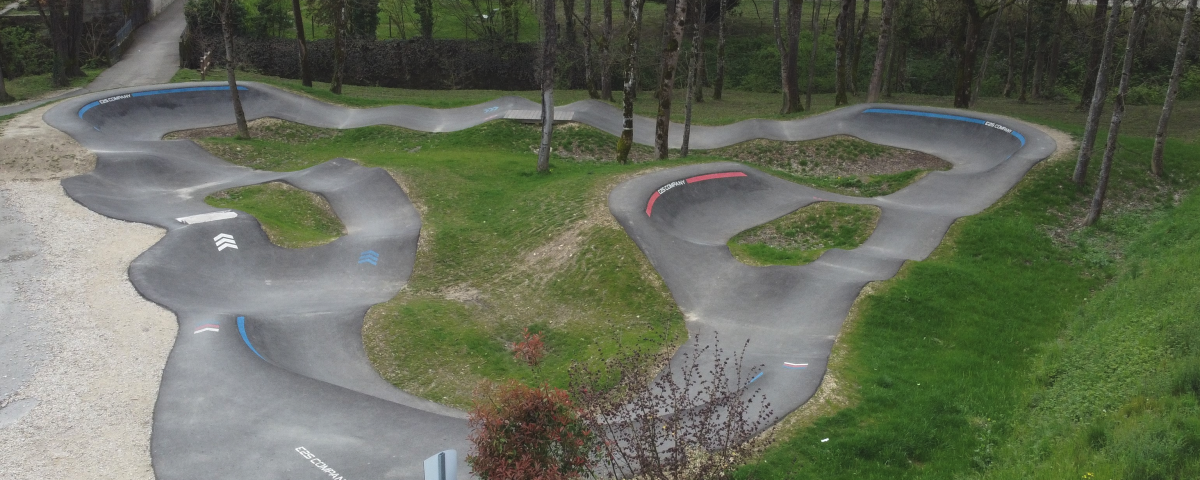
[0,105,175,478]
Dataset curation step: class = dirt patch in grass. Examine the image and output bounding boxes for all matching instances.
[711,135,951,179]
[728,202,882,266]
[165,117,335,143]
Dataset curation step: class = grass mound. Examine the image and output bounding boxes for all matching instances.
[728,203,880,266]
[205,182,345,248]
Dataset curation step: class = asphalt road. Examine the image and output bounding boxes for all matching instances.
[0,0,185,118]
[41,82,1054,479]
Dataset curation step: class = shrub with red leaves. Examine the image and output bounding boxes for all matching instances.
[513,328,546,367]
[467,380,598,480]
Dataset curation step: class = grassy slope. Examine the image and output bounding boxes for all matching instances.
[0,69,103,105]
[735,133,1200,478]
[204,182,345,248]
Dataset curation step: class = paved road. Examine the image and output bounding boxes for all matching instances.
[41,82,1054,479]
[0,0,185,118]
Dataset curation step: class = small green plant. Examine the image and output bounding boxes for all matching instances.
[467,380,598,480]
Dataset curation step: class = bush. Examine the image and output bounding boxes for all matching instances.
[467,380,598,480]
[186,0,249,35]
[513,328,545,367]
[1,26,54,78]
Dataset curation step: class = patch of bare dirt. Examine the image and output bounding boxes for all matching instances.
[163,117,336,143]
[711,135,952,180]
[0,104,96,181]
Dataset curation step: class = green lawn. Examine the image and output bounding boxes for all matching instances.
[205,182,345,248]
[0,69,103,105]
[174,74,1200,478]
[728,203,879,266]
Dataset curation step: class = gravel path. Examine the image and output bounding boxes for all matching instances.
[0,106,175,479]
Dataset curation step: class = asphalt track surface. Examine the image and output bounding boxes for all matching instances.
[41,81,1054,479]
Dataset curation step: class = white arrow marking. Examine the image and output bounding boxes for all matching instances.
[217,243,238,251]
[194,327,219,333]
[213,233,234,242]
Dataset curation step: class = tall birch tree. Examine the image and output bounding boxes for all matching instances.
[1074,0,1123,187]
[866,0,894,103]
[616,0,646,164]
[218,0,251,139]
[1150,0,1197,177]
[538,0,558,173]
[654,0,690,159]
[1085,0,1148,226]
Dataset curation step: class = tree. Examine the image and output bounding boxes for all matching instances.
[654,0,690,159]
[1079,0,1109,108]
[33,0,84,87]
[0,35,13,103]
[290,0,313,87]
[331,0,346,94]
[1150,0,1197,177]
[950,0,1002,109]
[805,0,822,109]
[970,0,1004,107]
[585,0,600,98]
[1002,11,1015,97]
[683,0,706,156]
[834,0,853,105]
[851,0,870,95]
[1074,0,1123,187]
[615,0,647,164]
[1085,0,1148,226]
[218,0,251,139]
[713,0,728,99]
[774,0,804,114]
[1018,0,1031,103]
[415,0,435,38]
[601,0,614,99]
[467,381,598,480]
[348,0,380,39]
[866,0,894,102]
[538,0,558,174]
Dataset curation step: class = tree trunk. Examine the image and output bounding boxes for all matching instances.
[683,0,704,156]
[1003,14,1015,97]
[564,0,577,47]
[714,0,728,99]
[785,0,804,112]
[601,0,614,100]
[1044,0,1066,98]
[291,0,313,87]
[654,0,689,159]
[952,0,982,109]
[1079,0,1109,108]
[834,0,852,105]
[1085,0,1148,226]
[970,0,1003,107]
[845,0,857,94]
[585,0,600,98]
[0,35,12,103]
[772,0,801,114]
[1151,0,1196,177]
[416,0,434,38]
[220,0,251,139]
[34,0,70,87]
[851,0,869,95]
[331,0,345,94]
[66,0,83,77]
[616,0,645,164]
[806,0,822,109]
[866,0,893,102]
[1074,0,1123,186]
[538,0,559,173]
[693,6,706,103]
[1018,2,1031,103]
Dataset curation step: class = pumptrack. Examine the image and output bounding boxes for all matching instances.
[41,82,1055,479]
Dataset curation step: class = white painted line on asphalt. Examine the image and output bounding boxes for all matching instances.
[176,211,238,224]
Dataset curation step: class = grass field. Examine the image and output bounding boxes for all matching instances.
[728,203,880,266]
[174,72,1200,477]
[205,182,345,248]
[0,69,103,106]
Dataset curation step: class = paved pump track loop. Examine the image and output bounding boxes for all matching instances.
[40,82,1055,479]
